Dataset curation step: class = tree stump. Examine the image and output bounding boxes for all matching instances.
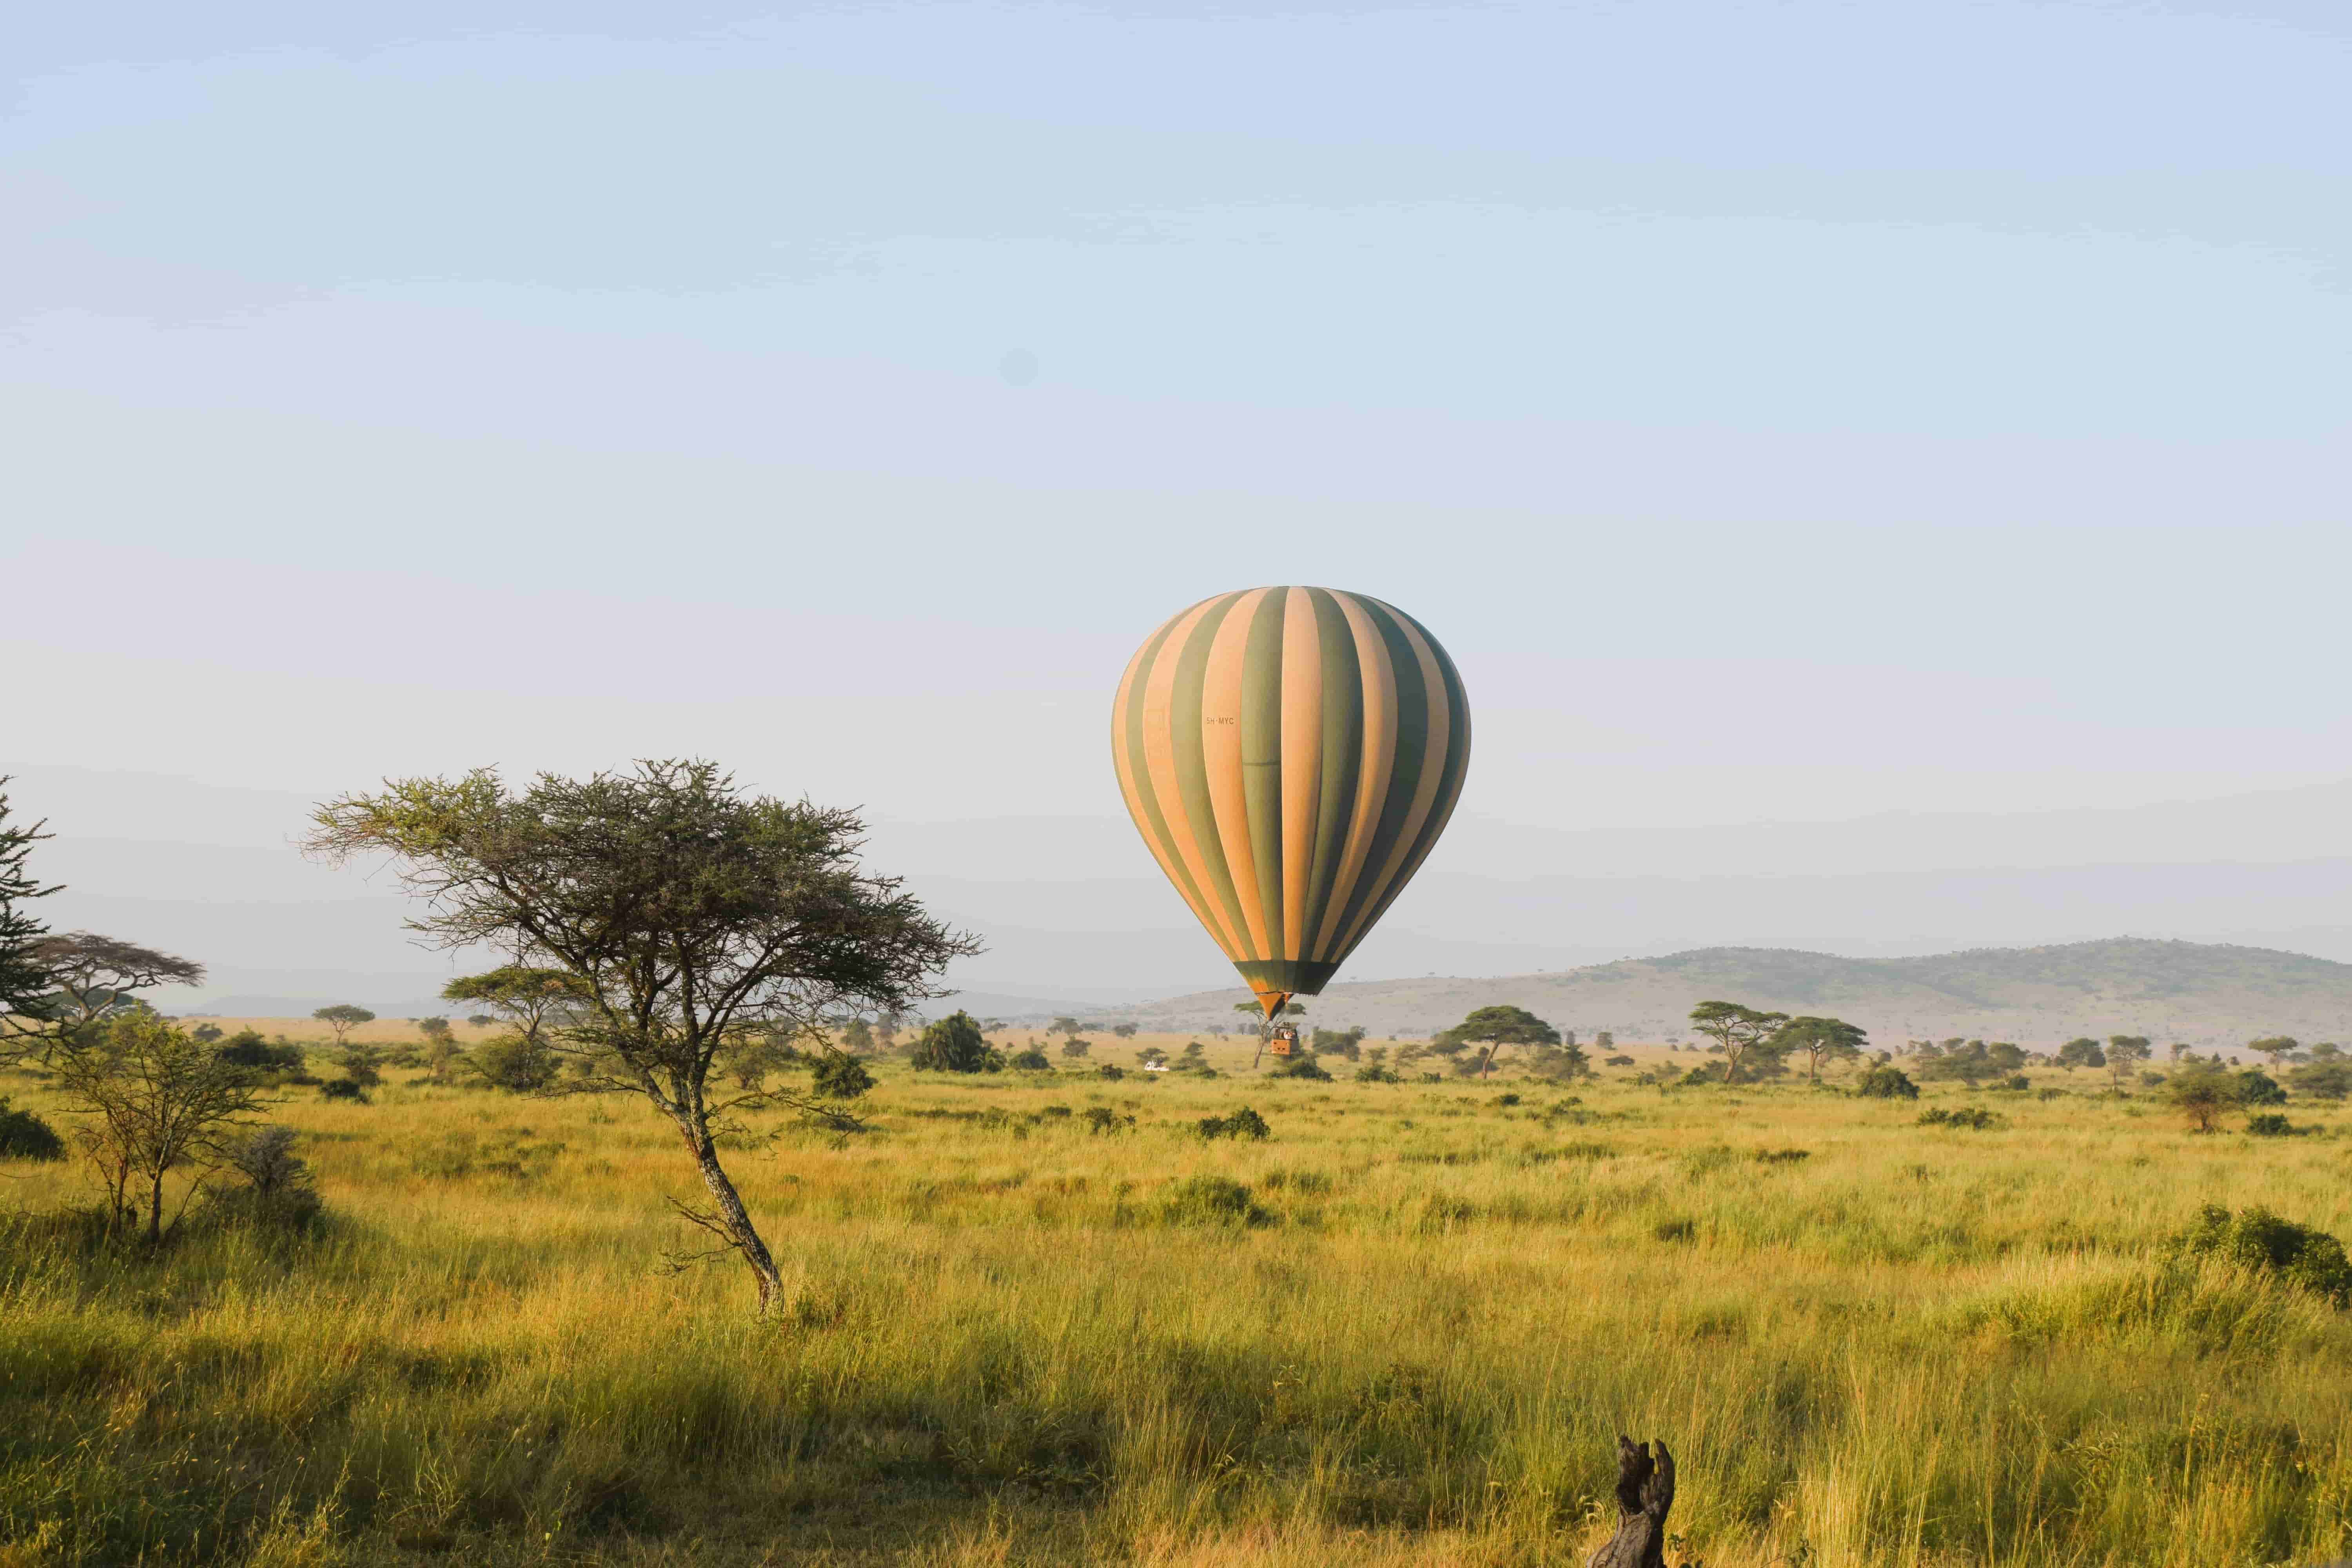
[1585,1436,1676,1568]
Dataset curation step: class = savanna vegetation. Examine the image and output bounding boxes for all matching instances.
[10,774,2352,1566]
[6,1026,2352,1567]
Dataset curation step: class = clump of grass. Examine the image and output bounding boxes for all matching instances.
[1158,1174,1271,1227]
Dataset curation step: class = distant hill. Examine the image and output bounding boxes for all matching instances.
[1100,938,2352,1047]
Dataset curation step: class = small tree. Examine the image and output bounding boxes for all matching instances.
[2247,1036,2301,1068]
[417,1016,452,1045]
[838,1017,875,1054]
[312,1004,376,1047]
[1433,1005,1560,1079]
[35,933,206,1033]
[1773,1016,1867,1082]
[2164,1061,2239,1133]
[909,1010,1002,1073]
[1111,1022,1138,1039]
[0,780,59,1062]
[1687,1001,1791,1086]
[2107,1035,2152,1092]
[53,1011,270,1243]
[1059,1038,1091,1060]
[306,760,975,1314]
[2056,1037,2105,1071]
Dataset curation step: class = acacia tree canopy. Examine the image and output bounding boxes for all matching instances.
[1772,1016,1868,1081]
[1688,1000,1792,1085]
[35,933,206,1032]
[304,759,979,1315]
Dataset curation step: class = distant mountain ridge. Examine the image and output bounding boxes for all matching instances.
[1102,938,2352,1046]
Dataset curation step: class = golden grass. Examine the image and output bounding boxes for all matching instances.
[3,1033,2349,1566]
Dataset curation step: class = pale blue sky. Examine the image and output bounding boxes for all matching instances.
[8,3,2352,1000]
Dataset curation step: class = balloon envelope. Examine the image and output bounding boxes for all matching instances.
[1111,586,1471,1016]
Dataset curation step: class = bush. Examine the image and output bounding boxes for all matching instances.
[1266,1055,1332,1081]
[2235,1069,2288,1107]
[1604,1054,1635,1067]
[0,1097,65,1161]
[1855,1065,1920,1100]
[1009,1047,1052,1071]
[1353,1064,1400,1083]
[214,1030,306,1074]
[1080,1107,1132,1135]
[1197,1105,1271,1140]
[809,1051,874,1100]
[1917,1105,2001,1130]
[2244,1113,2305,1138]
[466,1034,559,1093]
[1160,1174,1270,1227]
[2173,1203,2352,1307]
[2287,1061,2351,1100]
[909,1011,1003,1073]
[1095,1063,1127,1081]
[319,1078,370,1103]
[217,1126,322,1226]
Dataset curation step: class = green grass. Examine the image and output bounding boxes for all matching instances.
[3,1042,2350,1566]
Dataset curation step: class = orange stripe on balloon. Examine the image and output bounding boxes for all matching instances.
[1201,586,1274,960]
[1140,596,1247,959]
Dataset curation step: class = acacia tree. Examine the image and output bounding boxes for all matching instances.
[1434,1004,1561,1079]
[1688,1000,1791,1085]
[442,965,586,1046]
[311,1004,375,1046]
[2247,1036,2301,1068]
[2106,1034,2152,1092]
[1773,1015,1868,1082]
[34,933,205,1033]
[305,760,978,1315]
[0,779,60,1061]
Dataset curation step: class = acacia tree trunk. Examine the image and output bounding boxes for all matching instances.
[1586,1437,1675,1568]
[681,1123,785,1314]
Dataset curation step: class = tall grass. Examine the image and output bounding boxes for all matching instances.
[2,1042,2348,1566]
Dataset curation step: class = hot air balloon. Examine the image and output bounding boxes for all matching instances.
[1110,586,1470,1029]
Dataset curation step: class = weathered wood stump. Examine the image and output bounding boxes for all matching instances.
[1585,1436,1676,1568]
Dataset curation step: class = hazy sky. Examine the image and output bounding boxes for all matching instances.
[8,3,2351,1000]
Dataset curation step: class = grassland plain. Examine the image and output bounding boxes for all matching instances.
[4,1033,2351,1568]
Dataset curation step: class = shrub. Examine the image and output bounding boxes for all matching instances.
[2287,1061,2351,1100]
[1095,1063,1127,1081]
[809,1051,874,1100]
[1604,1054,1635,1067]
[1353,1064,1400,1083]
[466,1034,558,1093]
[1009,1047,1052,1071]
[1855,1065,1920,1100]
[319,1078,369,1103]
[909,1011,1003,1073]
[2173,1203,2352,1307]
[214,1030,306,1074]
[0,1097,65,1161]
[1160,1174,1270,1227]
[1753,1147,1810,1164]
[2244,1113,2305,1138]
[1079,1107,1132,1134]
[1197,1106,1271,1141]
[1917,1105,2001,1130]
[2235,1069,2288,1107]
[217,1126,323,1226]
[1266,1055,1331,1081]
